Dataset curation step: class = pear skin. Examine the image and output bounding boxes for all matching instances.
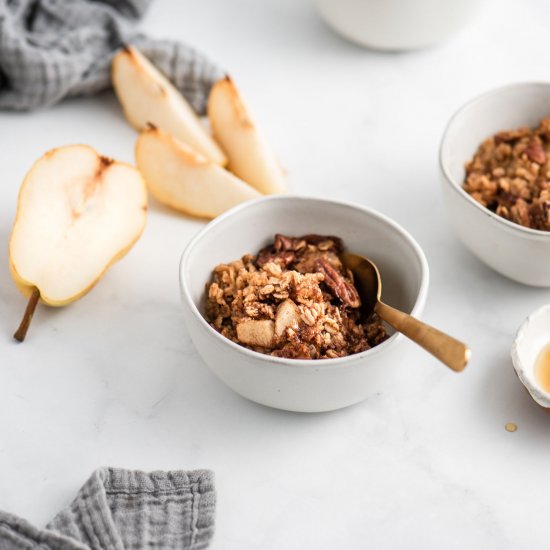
[112,45,227,166]
[208,77,286,194]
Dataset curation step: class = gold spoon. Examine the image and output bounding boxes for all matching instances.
[341,252,470,372]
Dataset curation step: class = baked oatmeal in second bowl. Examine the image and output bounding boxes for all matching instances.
[440,82,550,286]
[463,117,550,231]
[205,234,388,360]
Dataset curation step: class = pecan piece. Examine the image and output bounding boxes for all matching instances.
[524,141,547,164]
[256,247,295,268]
[314,258,360,308]
[256,234,344,267]
[299,234,344,252]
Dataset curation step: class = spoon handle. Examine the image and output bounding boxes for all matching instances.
[375,302,470,372]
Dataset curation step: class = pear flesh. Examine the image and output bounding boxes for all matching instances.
[135,127,261,219]
[112,46,227,166]
[9,145,147,340]
[208,77,287,195]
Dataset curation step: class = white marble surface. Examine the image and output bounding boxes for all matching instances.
[2,0,550,548]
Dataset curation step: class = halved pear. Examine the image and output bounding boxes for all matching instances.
[208,77,286,195]
[112,45,227,166]
[135,126,261,219]
[9,145,147,341]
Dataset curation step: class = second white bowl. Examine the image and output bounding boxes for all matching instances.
[440,82,550,287]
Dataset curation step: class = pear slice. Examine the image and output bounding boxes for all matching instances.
[207,77,286,195]
[135,126,261,219]
[9,145,147,341]
[112,45,227,166]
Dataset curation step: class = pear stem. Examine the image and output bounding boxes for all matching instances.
[14,287,40,343]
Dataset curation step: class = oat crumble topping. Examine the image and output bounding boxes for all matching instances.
[204,234,389,359]
[464,118,550,231]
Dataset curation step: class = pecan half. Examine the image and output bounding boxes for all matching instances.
[274,234,300,251]
[524,141,547,164]
[256,234,299,267]
[314,258,360,308]
[294,250,342,274]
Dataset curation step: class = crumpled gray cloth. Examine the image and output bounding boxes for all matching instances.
[0,0,224,113]
[0,468,216,549]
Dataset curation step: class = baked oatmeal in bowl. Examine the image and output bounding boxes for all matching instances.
[179,196,428,412]
[205,234,388,359]
[440,82,550,286]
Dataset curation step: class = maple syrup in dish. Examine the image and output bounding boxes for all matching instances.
[535,343,550,394]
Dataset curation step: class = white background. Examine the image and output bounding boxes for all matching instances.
[2,0,550,548]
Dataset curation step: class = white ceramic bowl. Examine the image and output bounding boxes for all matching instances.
[511,304,550,410]
[440,82,550,287]
[179,196,428,412]
[315,0,481,51]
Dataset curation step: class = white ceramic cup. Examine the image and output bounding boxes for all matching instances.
[315,0,482,51]
[179,196,428,412]
[440,82,550,287]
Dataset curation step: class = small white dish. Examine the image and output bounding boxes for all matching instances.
[511,304,550,410]
[440,82,550,287]
[315,0,482,51]
[179,196,429,412]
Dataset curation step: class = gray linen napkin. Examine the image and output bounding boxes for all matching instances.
[0,0,224,113]
[0,467,216,549]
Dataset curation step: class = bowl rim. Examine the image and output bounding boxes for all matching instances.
[511,303,550,408]
[439,81,550,240]
[179,194,429,369]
